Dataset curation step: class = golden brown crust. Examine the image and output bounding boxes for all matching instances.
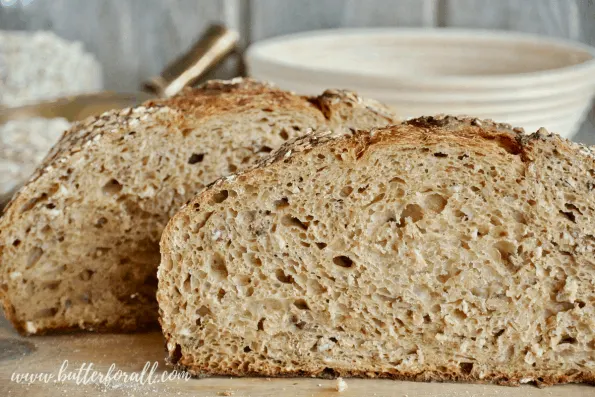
[195,114,594,197]
[168,362,595,387]
[0,78,300,216]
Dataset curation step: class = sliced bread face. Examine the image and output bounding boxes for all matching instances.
[0,78,398,335]
[158,117,595,386]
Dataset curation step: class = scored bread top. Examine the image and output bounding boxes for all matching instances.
[181,115,594,207]
[1,78,396,217]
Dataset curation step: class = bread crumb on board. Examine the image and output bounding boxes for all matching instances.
[336,377,348,392]
[217,391,234,396]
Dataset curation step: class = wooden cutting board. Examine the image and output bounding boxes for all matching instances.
[0,315,592,397]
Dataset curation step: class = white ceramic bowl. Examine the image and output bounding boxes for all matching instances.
[246,28,595,138]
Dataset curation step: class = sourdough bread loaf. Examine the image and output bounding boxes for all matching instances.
[158,116,595,386]
[0,78,398,334]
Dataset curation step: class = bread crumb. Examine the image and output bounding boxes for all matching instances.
[218,391,233,396]
[9,271,22,280]
[25,321,37,334]
[336,377,348,392]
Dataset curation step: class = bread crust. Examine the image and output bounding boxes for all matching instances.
[168,363,595,387]
[0,78,399,335]
[159,115,595,386]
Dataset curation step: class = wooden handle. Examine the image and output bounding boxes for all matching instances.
[142,24,240,98]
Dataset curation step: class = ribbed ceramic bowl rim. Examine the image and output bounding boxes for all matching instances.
[250,70,595,102]
[246,28,595,89]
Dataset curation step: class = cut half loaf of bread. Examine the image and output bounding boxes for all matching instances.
[0,78,398,334]
[158,116,595,386]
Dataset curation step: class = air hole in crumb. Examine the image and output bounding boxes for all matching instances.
[490,216,502,226]
[35,307,58,318]
[434,152,448,158]
[565,203,582,214]
[493,241,516,270]
[188,153,205,164]
[494,329,505,338]
[244,346,252,353]
[559,210,576,223]
[44,281,61,290]
[367,193,385,206]
[459,362,473,374]
[333,256,354,268]
[257,318,265,331]
[316,242,327,250]
[559,336,577,345]
[95,217,108,228]
[20,193,48,212]
[340,186,353,197]
[437,274,450,284]
[279,129,289,140]
[399,204,424,225]
[197,305,211,317]
[228,164,237,173]
[210,253,228,280]
[513,211,527,225]
[26,247,43,268]
[577,300,586,308]
[170,344,182,364]
[358,185,368,194]
[102,179,123,195]
[423,315,431,323]
[281,215,308,230]
[247,253,262,267]
[212,190,229,204]
[274,197,289,209]
[275,269,294,284]
[12,239,21,247]
[217,288,226,301]
[321,367,337,377]
[453,309,467,320]
[80,269,95,281]
[424,193,447,213]
[294,299,310,310]
[258,146,273,153]
[389,177,405,184]
[317,154,325,160]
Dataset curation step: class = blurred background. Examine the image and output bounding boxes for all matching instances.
[0,0,594,136]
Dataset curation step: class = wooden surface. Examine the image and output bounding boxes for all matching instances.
[0,315,593,397]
